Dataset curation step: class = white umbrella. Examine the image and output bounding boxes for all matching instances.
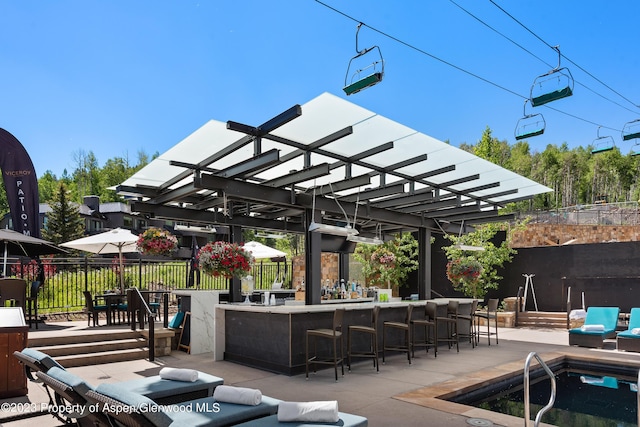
[243,241,286,260]
[61,228,139,292]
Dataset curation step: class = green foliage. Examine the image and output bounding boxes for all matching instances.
[42,182,85,245]
[443,222,521,299]
[354,232,419,291]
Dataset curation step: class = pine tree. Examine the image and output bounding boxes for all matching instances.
[42,182,85,245]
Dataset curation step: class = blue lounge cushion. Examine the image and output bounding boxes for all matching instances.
[232,412,369,427]
[118,371,223,400]
[94,383,280,427]
[616,308,640,339]
[95,383,173,427]
[168,311,185,328]
[21,348,65,371]
[167,396,280,427]
[46,366,94,397]
[569,307,619,335]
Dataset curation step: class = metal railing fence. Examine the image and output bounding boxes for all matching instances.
[7,256,293,313]
[516,201,640,226]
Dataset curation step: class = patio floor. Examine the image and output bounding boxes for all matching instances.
[3,320,640,427]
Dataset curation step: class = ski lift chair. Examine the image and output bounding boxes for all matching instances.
[515,100,546,140]
[530,46,574,107]
[622,118,640,141]
[630,141,640,157]
[591,126,615,154]
[343,23,384,96]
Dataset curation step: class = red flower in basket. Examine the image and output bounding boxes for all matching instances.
[197,241,254,279]
[137,228,178,256]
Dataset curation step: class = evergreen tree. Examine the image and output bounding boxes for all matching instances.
[42,182,85,245]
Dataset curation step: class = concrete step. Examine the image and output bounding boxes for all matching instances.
[29,329,142,347]
[35,337,147,357]
[28,328,151,367]
[54,348,150,368]
[517,311,567,329]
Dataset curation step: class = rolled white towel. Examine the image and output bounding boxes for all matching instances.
[580,324,605,332]
[213,385,262,406]
[159,367,199,382]
[631,328,640,335]
[277,401,339,423]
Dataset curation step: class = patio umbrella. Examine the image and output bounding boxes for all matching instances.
[61,228,139,292]
[0,228,67,276]
[244,241,287,288]
[243,241,286,261]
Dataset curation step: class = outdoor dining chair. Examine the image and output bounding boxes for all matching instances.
[83,291,108,327]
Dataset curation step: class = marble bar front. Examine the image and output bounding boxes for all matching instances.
[219,298,475,376]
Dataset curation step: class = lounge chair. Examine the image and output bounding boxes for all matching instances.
[232,412,368,427]
[568,306,620,348]
[37,366,227,426]
[617,307,640,352]
[37,367,111,426]
[13,348,65,382]
[85,382,280,427]
[14,348,224,403]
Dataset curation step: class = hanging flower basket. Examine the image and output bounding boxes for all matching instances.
[136,227,178,256]
[198,241,254,279]
[446,258,483,283]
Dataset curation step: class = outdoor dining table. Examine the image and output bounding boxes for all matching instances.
[97,292,127,326]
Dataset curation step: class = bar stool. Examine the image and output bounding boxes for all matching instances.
[476,298,499,345]
[348,305,380,372]
[436,300,459,353]
[457,299,478,348]
[411,302,437,358]
[306,308,345,381]
[382,304,413,364]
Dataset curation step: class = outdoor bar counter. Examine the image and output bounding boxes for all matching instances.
[218,298,475,375]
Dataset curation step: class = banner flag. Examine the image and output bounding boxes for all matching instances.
[0,128,40,238]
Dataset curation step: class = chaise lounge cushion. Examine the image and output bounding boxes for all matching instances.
[119,371,223,401]
[93,382,281,427]
[46,367,94,398]
[20,348,65,371]
[617,308,640,352]
[232,412,368,427]
[95,383,173,427]
[569,307,619,335]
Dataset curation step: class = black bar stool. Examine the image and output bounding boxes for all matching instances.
[306,308,345,381]
[348,305,380,372]
[476,298,499,345]
[411,302,437,358]
[457,299,478,348]
[382,304,413,364]
[437,300,459,353]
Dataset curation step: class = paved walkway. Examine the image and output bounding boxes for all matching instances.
[3,321,640,427]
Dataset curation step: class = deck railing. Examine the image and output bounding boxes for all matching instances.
[7,257,293,313]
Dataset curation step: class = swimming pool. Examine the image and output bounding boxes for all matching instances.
[450,359,638,426]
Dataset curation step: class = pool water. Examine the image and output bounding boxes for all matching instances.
[452,361,638,426]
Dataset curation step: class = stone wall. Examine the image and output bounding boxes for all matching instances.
[291,253,339,288]
[511,224,640,248]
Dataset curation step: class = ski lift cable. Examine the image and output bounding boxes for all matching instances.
[316,0,523,99]
[315,0,622,134]
[489,0,640,110]
[450,0,639,115]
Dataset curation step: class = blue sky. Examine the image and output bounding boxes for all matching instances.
[1,1,639,178]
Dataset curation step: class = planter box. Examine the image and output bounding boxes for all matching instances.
[475,311,515,328]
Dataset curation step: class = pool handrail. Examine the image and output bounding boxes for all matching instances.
[523,351,557,427]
